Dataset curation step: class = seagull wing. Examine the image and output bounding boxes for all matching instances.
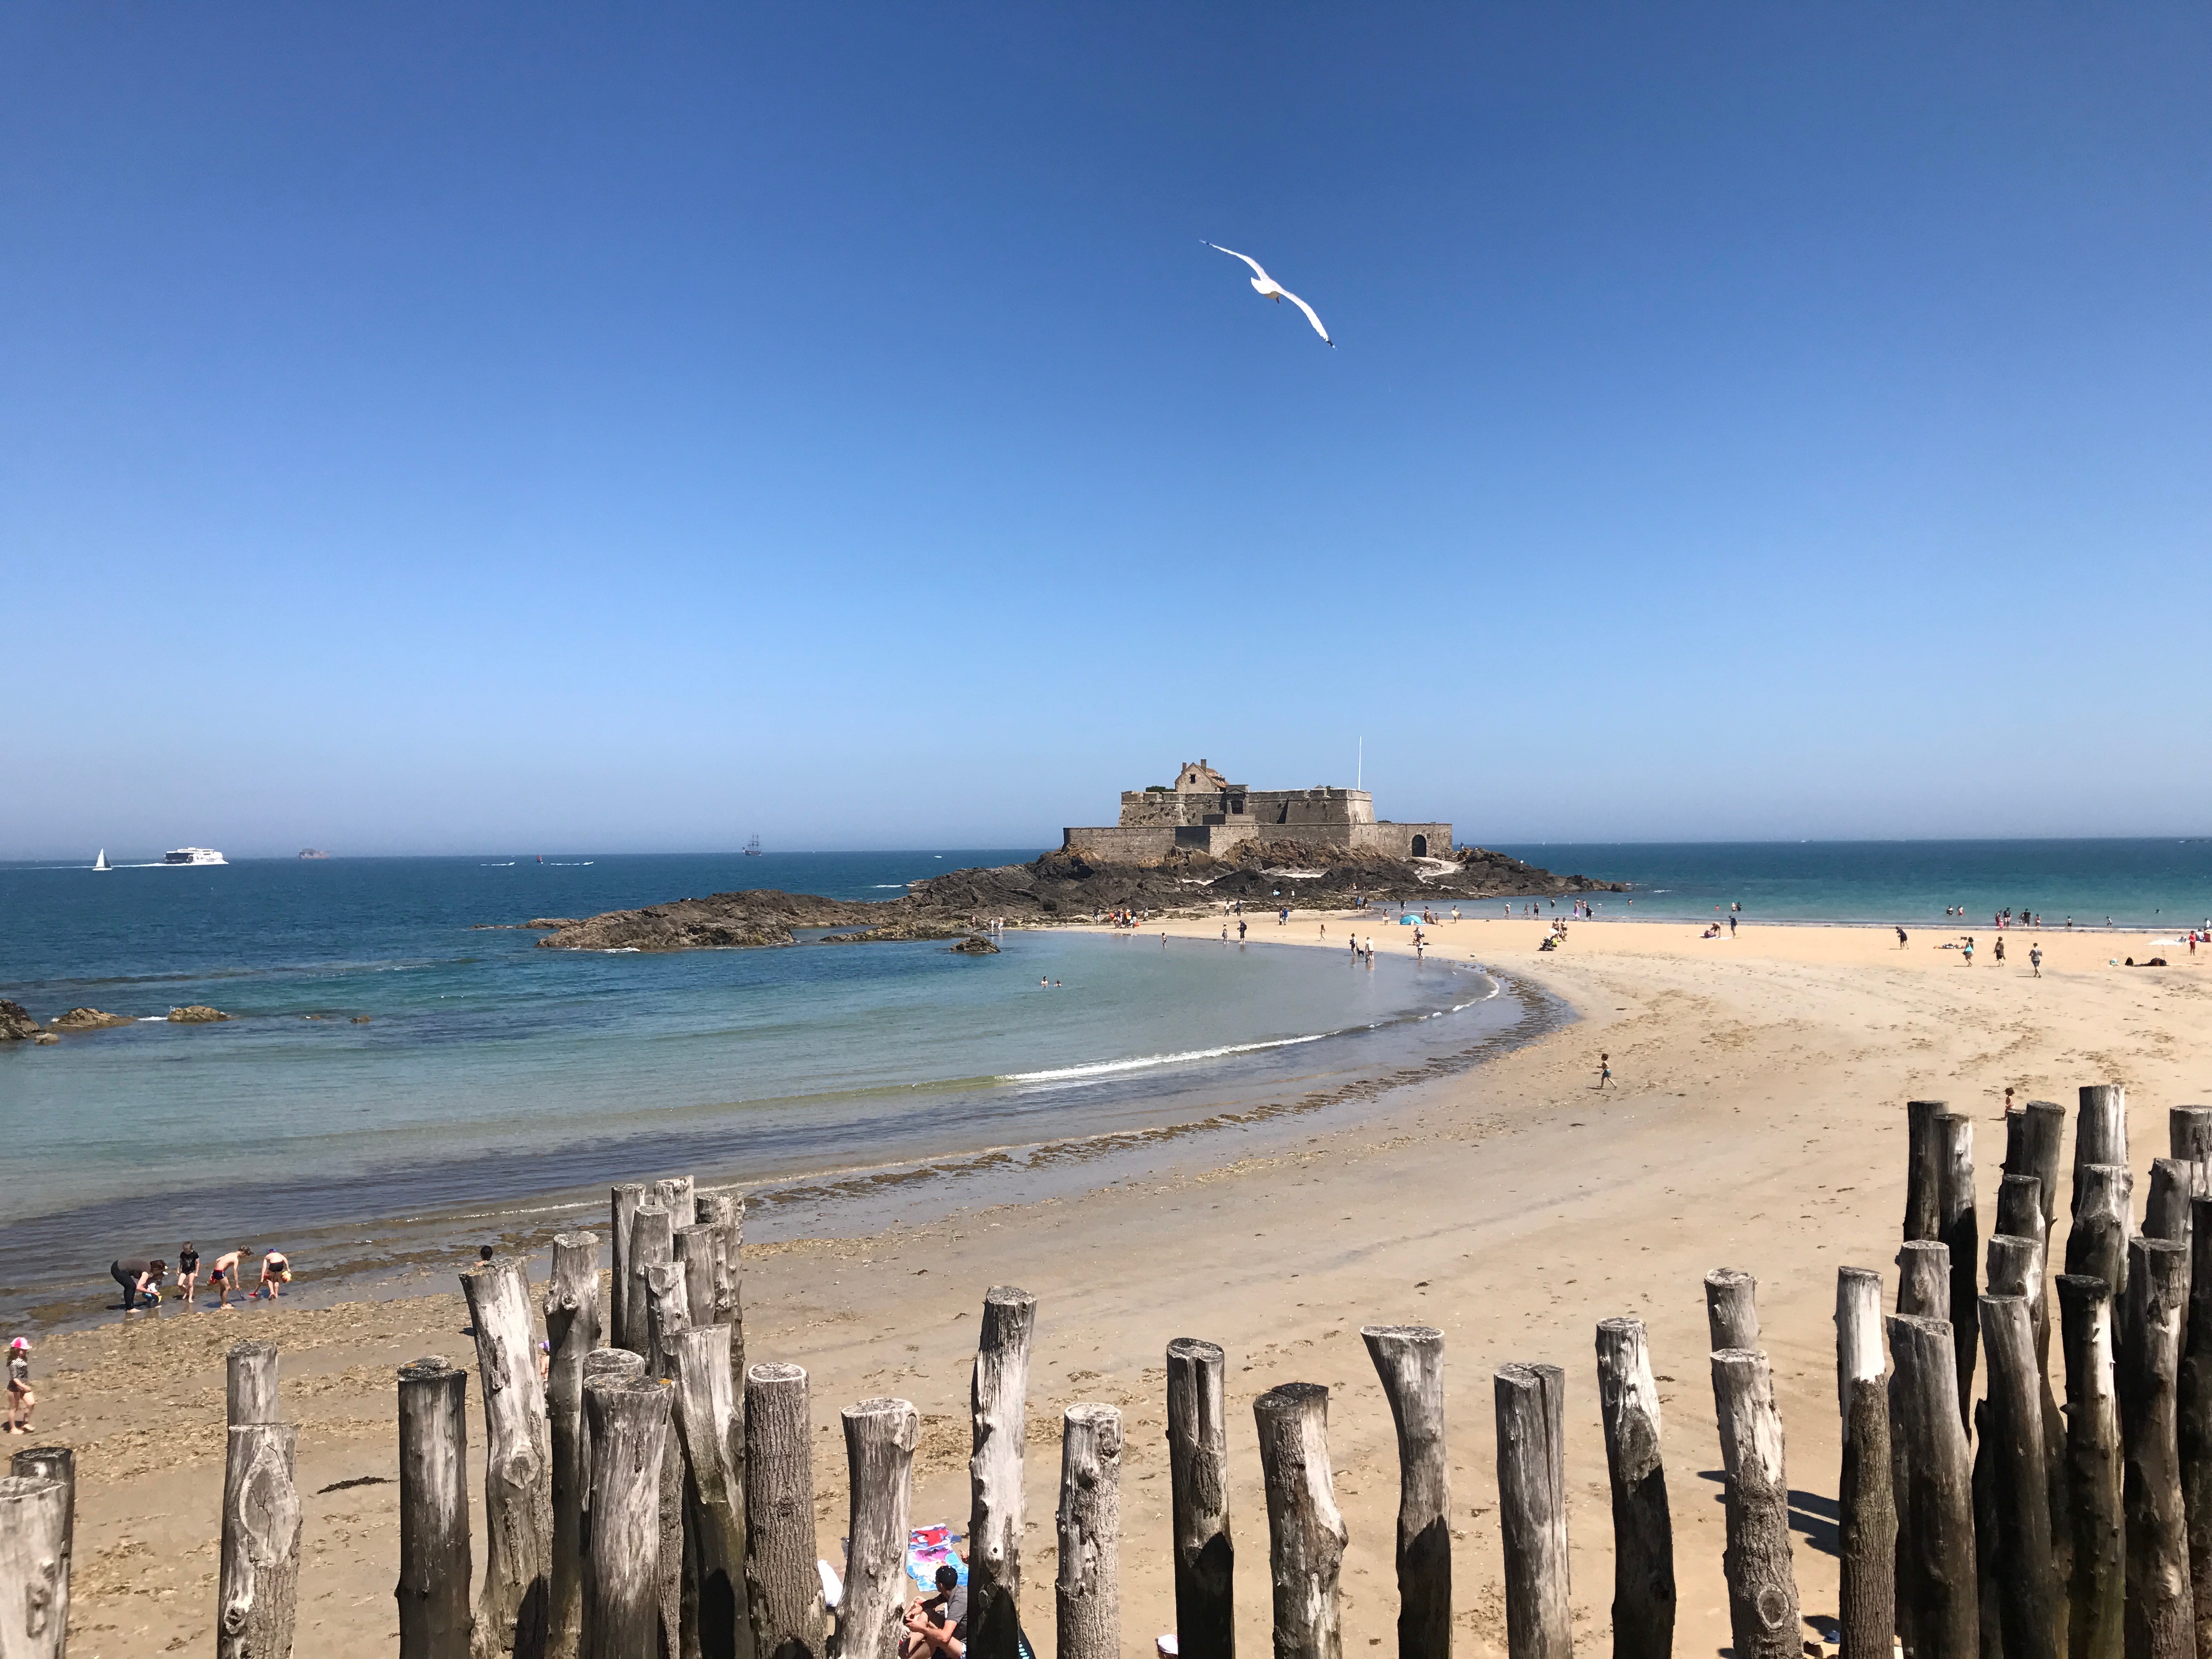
[1279,287,1333,346]
[1204,241,1273,285]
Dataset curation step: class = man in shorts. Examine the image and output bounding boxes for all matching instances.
[208,1248,255,1309]
[5,1339,33,1435]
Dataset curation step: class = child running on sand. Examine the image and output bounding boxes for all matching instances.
[5,1339,32,1434]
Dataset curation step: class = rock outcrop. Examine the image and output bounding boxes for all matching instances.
[533,890,881,952]
[168,1005,232,1023]
[0,1000,41,1042]
[50,1008,134,1032]
[947,935,1001,953]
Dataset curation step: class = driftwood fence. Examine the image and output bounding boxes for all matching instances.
[12,1089,2212,1658]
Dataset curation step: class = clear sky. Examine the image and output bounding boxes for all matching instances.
[4,6,2207,857]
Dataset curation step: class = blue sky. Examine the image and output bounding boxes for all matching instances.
[4,6,2207,856]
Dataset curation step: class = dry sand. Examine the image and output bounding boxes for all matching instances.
[27,911,2210,1657]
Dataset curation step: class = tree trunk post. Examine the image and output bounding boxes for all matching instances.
[675,1225,720,1341]
[544,1232,600,1659]
[2075,1085,2128,1217]
[1056,1404,1123,1659]
[1595,1316,1674,1659]
[842,1396,919,1659]
[1996,1172,2044,1246]
[0,1474,69,1659]
[2056,1274,2124,1659]
[2171,1109,2212,1198]
[1987,1232,2070,1600]
[1906,1098,1949,1240]
[1709,1348,1799,1659]
[6,1447,74,1600]
[1899,1239,1951,1320]
[641,1257,689,1659]
[968,1286,1036,1659]
[744,1362,825,1659]
[1934,1111,1979,1429]
[2146,1159,2194,1244]
[2182,1196,2212,1659]
[2006,1102,2066,1235]
[219,1421,302,1659]
[2122,1235,2193,1659]
[585,1374,670,1659]
[461,1256,554,1659]
[672,1324,748,1659]
[611,1183,646,1351]
[1362,1325,1449,1659]
[1889,1313,1978,1659]
[580,1347,646,1592]
[1493,1364,1567,1659]
[1833,1270,1894,1659]
[1704,1268,1759,1353]
[1980,1294,2059,1659]
[654,1176,697,1232]
[1255,1381,1347,1659]
[227,1339,280,1426]
[2068,1165,2134,1307]
[623,1204,674,1360]
[1165,1337,1233,1659]
[396,1357,472,1659]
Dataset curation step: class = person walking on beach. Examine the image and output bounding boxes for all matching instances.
[2030,943,2043,978]
[1727,913,1736,937]
[5,1339,32,1435]
[1237,919,1246,941]
[1597,1053,1615,1090]
[177,1241,200,1306]
[1994,936,2005,966]
[110,1257,165,1312]
[208,1248,254,1308]
[1962,936,1974,967]
[1897,927,1909,949]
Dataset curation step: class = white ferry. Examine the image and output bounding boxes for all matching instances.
[162,847,228,866]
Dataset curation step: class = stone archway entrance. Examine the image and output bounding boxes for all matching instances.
[1410,834,1428,858]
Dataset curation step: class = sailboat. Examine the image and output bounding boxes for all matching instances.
[744,834,763,857]
[93,849,110,872]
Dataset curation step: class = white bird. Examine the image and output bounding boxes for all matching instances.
[1203,242,1333,345]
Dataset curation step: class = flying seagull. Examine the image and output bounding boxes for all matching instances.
[1203,242,1333,345]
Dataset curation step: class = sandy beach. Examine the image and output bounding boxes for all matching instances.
[30,911,2209,1657]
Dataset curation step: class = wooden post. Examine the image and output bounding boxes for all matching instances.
[2122,1235,2193,1659]
[585,1374,669,1659]
[219,1421,302,1659]
[1988,1232,2069,1596]
[1980,1294,2059,1659]
[1704,1268,1759,1352]
[642,1255,689,1659]
[6,1448,74,1596]
[543,1232,599,1659]
[1888,1314,1978,1659]
[646,1257,691,1379]
[2183,1197,2212,1659]
[227,1339,279,1425]
[1906,1098,1948,1240]
[841,1397,919,1659]
[396,1357,471,1659]
[969,1286,1036,1659]
[671,1325,747,1659]
[1898,1239,1951,1320]
[1708,1348,1799,1659]
[1255,1381,1347,1659]
[2068,1164,2134,1304]
[461,1256,554,1659]
[2171,1108,2212,1196]
[675,1224,719,1336]
[2075,1084,2128,1216]
[611,1183,646,1350]
[2056,1274,2124,1659]
[2006,1101,2066,1235]
[1166,1337,1234,1659]
[2147,1158,2194,1244]
[1594,1317,1673,1659]
[744,1362,824,1659]
[1996,1172,2044,1244]
[624,1203,674,1359]
[655,1175,697,1233]
[0,1474,69,1659]
[1056,1403,1123,1659]
[1362,1325,1449,1659]
[1833,1270,1893,1659]
[580,1347,645,1587]
[1935,1110,1979,1428]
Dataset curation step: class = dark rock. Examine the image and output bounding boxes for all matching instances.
[168,1005,232,1023]
[947,935,1001,953]
[50,1008,134,1032]
[0,1000,42,1042]
[351,1015,373,1024]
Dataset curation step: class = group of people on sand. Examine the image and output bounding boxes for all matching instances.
[108,1244,291,1312]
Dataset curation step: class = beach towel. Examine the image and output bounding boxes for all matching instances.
[906,1525,967,1587]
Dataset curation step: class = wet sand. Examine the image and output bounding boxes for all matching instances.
[30,912,2208,1657]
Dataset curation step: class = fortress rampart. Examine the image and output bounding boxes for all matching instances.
[1061,758,1451,865]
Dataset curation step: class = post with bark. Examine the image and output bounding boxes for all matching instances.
[1935,1110,1979,1427]
[655,1176,697,1233]
[611,1183,647,1351]
[2005,1101,2066,1237]
[1056,1404,1123,1659]
[2068,1164,2135,1308]
[1888,1313,1978,1659]
[2147,1158,2194,1244]
[543,1232,600,1659]
[2123,1235,2194,1659]
[675,1225,720,1341]
[1898,1239,1951,1320]
[1995,1172,2044,1246]
[1362,1325,1450,1659]
[671,1324,747,1659]
[1980,1294,2059,1659]
[1987,1231,2070,1596]
[1709,1348,1799,1659]
[396,1356,471,1659]
[2075,1084,2128,1215]
[1165,1337,1234,1659]
[2183,1196,2212,1659]
[461,1256,554,1659]
[624,1203,674,1360]
[1494,1365,1570,1659]
[2172,1108,2212,1196]
[1833,1269,1893,1659]
[841,1397,919,1659]
[1906,1098,1948,1240]
[1704,1268,1759,1352]
[585,1374,670,1659]
[969,1286,1037,1659]
[0,1474,70,1659]
[219,1421,302,1659]
[1255,1382,1347,1659]
[639,1258,690,1659]
[581,1346,646,1593]
[2056,1274,2124,1659]
[1594,1317,1674,1659]
[6,1447,74,1598]
[744,1362,825,1659]
[228,1339,279,1425]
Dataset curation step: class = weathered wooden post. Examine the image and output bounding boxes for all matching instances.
[5,1448,74,1595]
[2075,1084,2128,1214]
[585,1373,669,1659]
[1362,1325,1449,1659]
[655,1175,697,1232]
[2069,1164,2134,1305]
[1709,1348,1799,1659]
[611,1182,647,1349]
[1703,1268,1759,1352]
[2123,1235,2193,1659]
[1493,1365,1567,1659]
[1898,1238,1951,1319]
[1056,1404,1123,1659]
[675,1224,719,1336]
[969,1286,1036,1659]
[219,1421,302,1659]
[544,1232,600,1659]
[396,1356,471,1659]
[2147,1158,2195,1243]
[744,1362,825,1659]
[1256,1381,1347,1659]
[1889,1313,1978,1659]
[227,1339,279,1425]
[842,1396,919,1659]
[624,1203,674,1358]
[2056,1274,2124,1659]
[1934,1110,1979,1427]
[2005,1100,2066,1234]
[461,1255,553,1659]
[1980,1294,2059,1659]
[1987,1231,2070,1595]
[2182,1196,2212,1659]
[1166,1337,1234,1659]
[1906,1098,1948,1240]
[670,1324,747,1659]
[1995,1171,2044,1245]
[1833,1270,1893,1659]
[1594,1317,1673,1659]
[0,1473,69,1659]
[640,1261,687,1659]
[2172,1108,2212,1196]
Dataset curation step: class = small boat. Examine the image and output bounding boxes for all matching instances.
[162,847,227,866]
[93,849,109,871]
[744,835,763,856]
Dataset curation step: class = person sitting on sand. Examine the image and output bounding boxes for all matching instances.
[258,1250,292,1299]
[902,1565,967,1659]
[208,1248,255,1308]
[6,1339,33,1434]
[110,1257,165,1311]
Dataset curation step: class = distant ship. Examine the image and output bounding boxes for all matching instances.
[744,835,763,856]
[298,849,330,859]
[93,849,109,872]
[162,847,227,866]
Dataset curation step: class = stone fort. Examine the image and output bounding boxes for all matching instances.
[1062,758,1452,864]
